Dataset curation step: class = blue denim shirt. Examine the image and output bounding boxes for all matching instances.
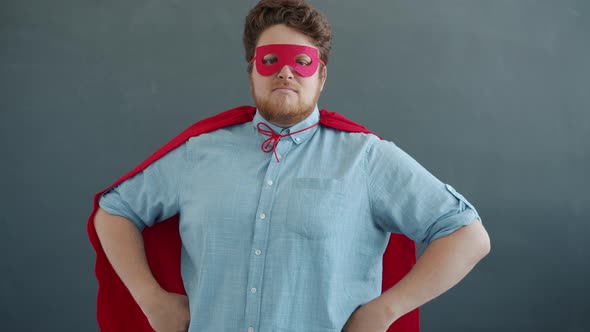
[99,106,480,332]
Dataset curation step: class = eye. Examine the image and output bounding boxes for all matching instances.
[262,53,278,65]
[295,54,312,66]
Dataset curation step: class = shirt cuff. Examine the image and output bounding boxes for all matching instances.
[98,188,147,232]
[423,184,482,244]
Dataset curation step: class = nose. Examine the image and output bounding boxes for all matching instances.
[277,65,294,79]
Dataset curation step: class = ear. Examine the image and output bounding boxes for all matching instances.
[319,65,327,92]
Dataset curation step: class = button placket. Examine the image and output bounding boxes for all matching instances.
[244,137,292,330]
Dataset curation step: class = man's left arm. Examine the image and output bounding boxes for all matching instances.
[343,219,490,332]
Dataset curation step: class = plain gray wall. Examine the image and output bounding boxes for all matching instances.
[1,0,588,331]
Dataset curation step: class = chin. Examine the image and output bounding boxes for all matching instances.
[252,85,321,126]
[256,99,313,127]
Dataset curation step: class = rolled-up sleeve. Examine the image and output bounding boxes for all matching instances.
[366,139,481,244]
[98,143,186,232]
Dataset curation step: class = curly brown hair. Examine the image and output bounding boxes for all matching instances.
[243,0,333,73]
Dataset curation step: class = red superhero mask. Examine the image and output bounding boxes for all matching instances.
[250,44,325,77]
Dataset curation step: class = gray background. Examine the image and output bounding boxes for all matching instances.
[1,0,588,331]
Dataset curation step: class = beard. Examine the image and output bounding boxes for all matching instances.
[252,82,321,128]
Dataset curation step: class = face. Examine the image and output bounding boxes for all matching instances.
[249,24,327,127]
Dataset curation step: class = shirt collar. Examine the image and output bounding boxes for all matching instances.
[252,105,320,145]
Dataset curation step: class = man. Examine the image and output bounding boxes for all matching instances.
[91,1,490,331]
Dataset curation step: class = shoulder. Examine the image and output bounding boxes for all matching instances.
[318,109,387,153]
[319,109,375,136]
[115,106,256,182]
[182,105,256,138]
[162,105,256,150]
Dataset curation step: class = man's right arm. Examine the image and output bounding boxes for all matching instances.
[94,207,190,332]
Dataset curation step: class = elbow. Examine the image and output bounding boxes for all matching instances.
[452,219,491,264]
[479,231,491,259]
[473,219,491,261]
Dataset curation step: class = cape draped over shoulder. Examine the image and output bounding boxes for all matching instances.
[87,105,419,332]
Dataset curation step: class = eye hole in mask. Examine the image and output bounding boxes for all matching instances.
[250,44,325,77]
[262,53,312,66]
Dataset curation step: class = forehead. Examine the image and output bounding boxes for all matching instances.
[257,44,317,60]
[256,24,316,48]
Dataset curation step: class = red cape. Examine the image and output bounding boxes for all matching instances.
[87,106,419,332]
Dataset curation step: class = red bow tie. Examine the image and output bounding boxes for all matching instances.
[256,122,319,162]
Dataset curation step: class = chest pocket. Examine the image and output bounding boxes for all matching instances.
[285,177,346,240]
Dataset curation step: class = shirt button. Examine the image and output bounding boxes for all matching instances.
[255,249,262,256]
[259,213,266,220]
[295,137,301,142]
[267,180,273,186]
[248,328,254,332]
[251,287,257,293]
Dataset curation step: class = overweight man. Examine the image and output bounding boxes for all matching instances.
[91,1,490,331]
